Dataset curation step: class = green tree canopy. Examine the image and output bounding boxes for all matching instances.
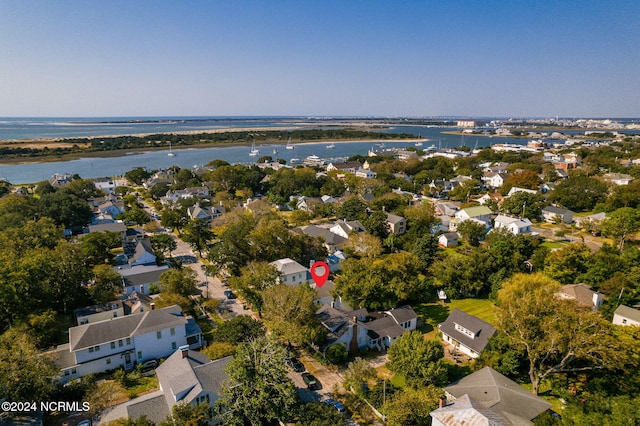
[387,331,448,388]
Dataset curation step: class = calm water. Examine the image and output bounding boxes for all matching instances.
[0,118,535,184]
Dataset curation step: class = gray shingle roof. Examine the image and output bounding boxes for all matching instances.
[118,264,169,287]
[445,367,551,423]
[439,309,496,355]
[297,225,347,246]
[386,306,418,324]
[362,316,404,340]
[69,305,186,351]
[614,305,640,323]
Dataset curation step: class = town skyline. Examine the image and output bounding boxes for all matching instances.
[1,1,639,118]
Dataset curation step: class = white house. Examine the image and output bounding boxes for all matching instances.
[482,172,508,189]
[603,173,634,186]
[270,258,310,285]
[129,240,157,266]
[53,305,202,384]
[451,206,493,231]
[330,220,366,239]
[541,206,574,224]
[118,264,169,295]
[100,348,230,425]
[438,232,459,248]
[557,284,603,310]
[613,305,640,326]
[507,186,538,197]
[493,215,532,235]
[385,212,406,235]
[438,309,496,359]
[355,168,376,179]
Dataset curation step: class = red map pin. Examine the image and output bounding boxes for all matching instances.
[310,261,330,288]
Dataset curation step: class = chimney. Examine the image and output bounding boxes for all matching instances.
[150,303,155,310]
[439,396,447,408]
[179,345,189,358]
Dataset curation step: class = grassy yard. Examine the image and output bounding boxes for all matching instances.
[414,298,496,336]
[126,374,159,398]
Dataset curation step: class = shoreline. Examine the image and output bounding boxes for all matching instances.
[0,136,426,166]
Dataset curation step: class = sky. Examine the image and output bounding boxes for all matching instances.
[0,1,639,118]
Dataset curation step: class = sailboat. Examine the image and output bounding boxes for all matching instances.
[415,134,424,146]
[285,137,294,150]
[326,143,336,149]
[249,142,260,157]
[167,141,176,157]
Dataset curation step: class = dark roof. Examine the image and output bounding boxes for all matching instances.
[439,309,496,354]
[130,239,156,265]
[386,306,418,324]
[317,304,350,332]
[69,305,185,351]
[119,264,169,287]
[445,367,551,422]
[296,225,347,246]
[362,316,405,340]
[74,300,124,318]
[88,222,127,234]
[542,206,572,215]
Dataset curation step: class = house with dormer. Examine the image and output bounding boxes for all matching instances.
[430,367,551,425]
[187,203,225,223]
[52,305,202,384]
[100,348,230,425]
[270,258,310,285]
[316,305,418,353]
[438,309,496,358]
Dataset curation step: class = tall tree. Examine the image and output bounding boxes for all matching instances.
[495,273,622,395]
[456,220,486,247]
[181,218,212,256]
[387,331,448,388]
[216,336,298,425]
[601,207,640,251]
[158,268,197,297]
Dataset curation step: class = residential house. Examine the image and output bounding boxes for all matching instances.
[161,187,210,205]
[438,309,496,358]
[118,264,169,295]
[477,193,504,206]
[355,168,376,179]
[385,212,406,235]
[52,305,202,384]
[482,172,509,189]
[557,283,603,310]
[270,258,310,285]
[129,240,157,266]
[143,177,172,190]
[483,162,510,174]
[603,172,634,186]
[73,292,154,325]
[93,177,118,193]
[296,196,323,213]
[316,305,418,353]
[187,203,225,223]
[506,186,537,197]
[295,225,346,254]
[50,173,72,188]
[430,367,551,425]
[74,301,125,325]
[574,212,606,230]
[613,305,640,326]
[435,202,459,217]
[438,232,459,248]
[541,206,574,224]
[326,161,362,173]
[87,222,128,241]
[101,349,231,425]
[493,215,532,235]
[451,205,493,231]
[330,219,366,239]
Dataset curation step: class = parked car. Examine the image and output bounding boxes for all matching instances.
[287,357,305,373]
[324,398,346,413]
[140,359,158,373]
[77,421,92,426]
[301,372,320,390]
[224,290,236,299]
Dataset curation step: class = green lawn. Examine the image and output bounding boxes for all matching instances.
[414,298,497,331]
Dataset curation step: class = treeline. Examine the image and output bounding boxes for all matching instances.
[0,128,415,159]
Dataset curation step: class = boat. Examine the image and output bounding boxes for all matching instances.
[289,158,300,164]
[326,143,336,149]
[273,148,278,155]
[167,141,176,157]
[249,142,260,157]
[285,138,294,150]
[414,141,423,147]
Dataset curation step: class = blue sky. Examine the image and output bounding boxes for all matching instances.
[0,1,638,117]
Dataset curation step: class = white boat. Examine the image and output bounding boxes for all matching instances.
[289,158,300,164]
[285,138,295,150]
[273,148,278,155]
[326,143,336,149]
[414,141,423,147]
[249,142,260,157]
[167,141,176,157]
